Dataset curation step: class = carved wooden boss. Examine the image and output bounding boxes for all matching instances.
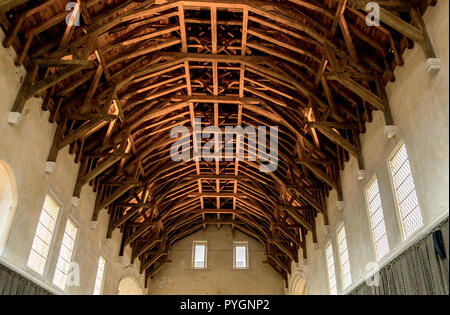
[0,0,438,286]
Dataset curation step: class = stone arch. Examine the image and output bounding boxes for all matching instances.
[291,278,307,295]
[289,270,308,295]
[118,275,143,295]
[0,160,19,256]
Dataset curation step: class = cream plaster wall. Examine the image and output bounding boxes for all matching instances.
[0,1,448,296]
[290,1,449,295]
[0,29,145,295]
[147,226,285,295]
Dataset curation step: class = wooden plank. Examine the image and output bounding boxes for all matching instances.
[279,205,313,231]
[93,182,140,221]
[24,65,85,100]
[325,72,387,112]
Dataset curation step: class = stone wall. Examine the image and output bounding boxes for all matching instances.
[147,226,285,295]
[0,29,145,295]
[289,0,449,295]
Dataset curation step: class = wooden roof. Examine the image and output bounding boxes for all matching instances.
[0,0,437,284]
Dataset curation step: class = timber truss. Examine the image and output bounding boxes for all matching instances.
[1,0,438,286]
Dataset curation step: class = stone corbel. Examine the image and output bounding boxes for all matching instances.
[71,196,80,207]
[425,58,441,73]
[384,125,398,139]
[8,112,22,125]
[356,170,367,181]
[90,220,98,230]
[44,161,56,174]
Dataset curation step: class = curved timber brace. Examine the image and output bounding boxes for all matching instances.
[1,0,440,284]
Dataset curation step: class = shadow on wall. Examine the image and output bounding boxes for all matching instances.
[0,160,18,256]
[118,276,143,295]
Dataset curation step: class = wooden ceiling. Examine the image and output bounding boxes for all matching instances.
[1,0,437,285]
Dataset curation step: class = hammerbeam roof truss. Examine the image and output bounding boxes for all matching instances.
[1,0,437,284]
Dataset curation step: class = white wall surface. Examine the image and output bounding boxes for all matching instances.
[0,29,145,295]
[290,1,449,295]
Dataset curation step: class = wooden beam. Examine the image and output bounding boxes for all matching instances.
[188,193,248,198]
[279,206,313,231]
[93,182,140,221]
[74,154,125,197]
[325,72,387,112]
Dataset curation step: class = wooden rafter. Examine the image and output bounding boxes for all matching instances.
[1,0,437,284]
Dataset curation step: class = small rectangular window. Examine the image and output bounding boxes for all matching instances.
[93,255,106,295]
[192,241,207,269]
[325,242,337,295]
[53,219,78,290]
[365,177,390,261]
[337,225,352,289]
[389,142,423,239]
[27,194,60,275]
[234,242,248,269]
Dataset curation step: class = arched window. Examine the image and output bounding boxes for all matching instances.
[118,276,143,295]
[290,271,307,295]
[0,161,18,256]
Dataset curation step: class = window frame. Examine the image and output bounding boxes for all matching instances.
[324,240,338,295]
[336,223,352,289]
[192,241,208,269]
[233,241,249,269]
[52,218,79,291]
[387,140,424,240]
[364,175,390,261]
[93,255,106,295]
[27,192,61,276]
